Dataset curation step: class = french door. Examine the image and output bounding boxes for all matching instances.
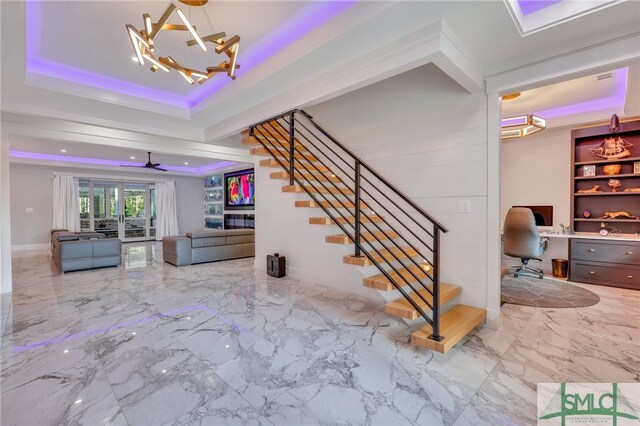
[79,180,156,242]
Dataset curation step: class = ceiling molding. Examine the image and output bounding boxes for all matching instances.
[202,20,484,142]
[485,32,640,95]
[1,113,253,164]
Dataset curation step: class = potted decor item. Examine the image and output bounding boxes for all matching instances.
[602,164,622,175]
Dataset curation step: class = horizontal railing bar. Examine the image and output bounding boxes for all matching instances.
[264,121,356,187]
[296,111,448,233]
[254,127,357,208]
[360,174,434,239]
[359,186,435,255]
[291,117,356,174]
[352,196,433,276]
[355,227,434,311]
[252,128,358,242]
[357,220,435,303]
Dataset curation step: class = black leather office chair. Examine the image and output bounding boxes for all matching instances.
[503,207,550,279]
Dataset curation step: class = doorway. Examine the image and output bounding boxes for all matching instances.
[79,180,156,242]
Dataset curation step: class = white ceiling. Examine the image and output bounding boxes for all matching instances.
[1,0,639,172]
[9,135,227,168]
[501,66,637,127]
[36,1,311,96]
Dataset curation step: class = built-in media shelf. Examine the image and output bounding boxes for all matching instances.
[574,218,640,223]
[574,192,639,196]
[575,156,640,166]
[571,120,640,235]
[575,173,639,180]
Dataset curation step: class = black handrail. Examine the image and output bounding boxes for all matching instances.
[250,110,447,341]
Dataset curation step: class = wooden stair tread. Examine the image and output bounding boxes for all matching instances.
[412,304,486,353]
[384,284,461,320]
[251,147,317,161]
[259,158,330,173]
[271,171,341,183]
[295,200,367,209]
[282,184,354,196]
[309,215,383,225]
[364,264,433,291]
[344,246,418,267]
[325,230,399,244]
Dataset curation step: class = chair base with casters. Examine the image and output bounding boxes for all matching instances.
[513,258,544,279]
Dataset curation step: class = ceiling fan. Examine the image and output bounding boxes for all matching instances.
[122,152,167,171]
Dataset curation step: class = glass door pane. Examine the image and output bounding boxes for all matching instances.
[78,179,90,231]
[123,183,147,240]
[93,182,119,238]
[149,186,156,238]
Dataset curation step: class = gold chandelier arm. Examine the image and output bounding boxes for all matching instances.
[149,3,177,40]
[187,32,226,47]
[215,35,240,54]
[227,43,239,78]
[161,24,197,31]
[126,24,150,65]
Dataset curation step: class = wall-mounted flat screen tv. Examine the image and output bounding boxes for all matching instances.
[225,169,255,210]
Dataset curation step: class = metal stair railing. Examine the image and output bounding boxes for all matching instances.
[250,109,448,342]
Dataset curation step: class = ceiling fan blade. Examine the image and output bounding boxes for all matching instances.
[153,166,168,171]
[152,163,162,167]
[120,165,145,168]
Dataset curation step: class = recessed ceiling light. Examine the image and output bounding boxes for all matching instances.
[60,149,67,153]
[130,156,136,160]
[184,162,189,165]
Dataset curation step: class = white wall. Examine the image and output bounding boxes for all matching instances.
[9,163,205,246]
[255,64,489,307]
[501,127,571,230]
[500,127,573,274]
[0,133,12,293]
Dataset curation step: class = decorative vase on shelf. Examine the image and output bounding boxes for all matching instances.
[603,164,622,176]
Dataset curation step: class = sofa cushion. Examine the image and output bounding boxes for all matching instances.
[77,232,106,240]
[92,239,121,257]
[192,236,227,248]
[225,229,255,236]
[54,232,80,242]
[186,231,228,239]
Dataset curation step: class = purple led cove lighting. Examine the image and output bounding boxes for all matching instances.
[13,304,256,353]
[26,1,356,109]
[187,0,356,106]
[534,67,629,119]
[517,0,562,16]
[10,150,238,175]
[501,116,529,126]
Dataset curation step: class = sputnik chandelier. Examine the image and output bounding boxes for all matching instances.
[125,0,240,85]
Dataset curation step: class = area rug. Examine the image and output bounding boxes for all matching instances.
[501,274,600,308]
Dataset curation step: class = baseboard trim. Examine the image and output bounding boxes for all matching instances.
[11,243,50,252]
[485,307,502,330]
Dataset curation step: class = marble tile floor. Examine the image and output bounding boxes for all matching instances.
[1,242,639,425]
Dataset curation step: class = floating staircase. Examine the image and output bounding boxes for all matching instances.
[246,110,486,353]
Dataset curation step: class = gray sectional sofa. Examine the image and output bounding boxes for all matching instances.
[162,229,255,266]
[51,230,122,272]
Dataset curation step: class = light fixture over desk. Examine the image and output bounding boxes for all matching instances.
[501,114,546,139]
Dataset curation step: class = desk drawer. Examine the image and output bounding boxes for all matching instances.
[571,240,640,265]
[570,260,640,289]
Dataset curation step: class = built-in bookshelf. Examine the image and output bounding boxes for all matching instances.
[203,174,224,230]
[571,120,640,235]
